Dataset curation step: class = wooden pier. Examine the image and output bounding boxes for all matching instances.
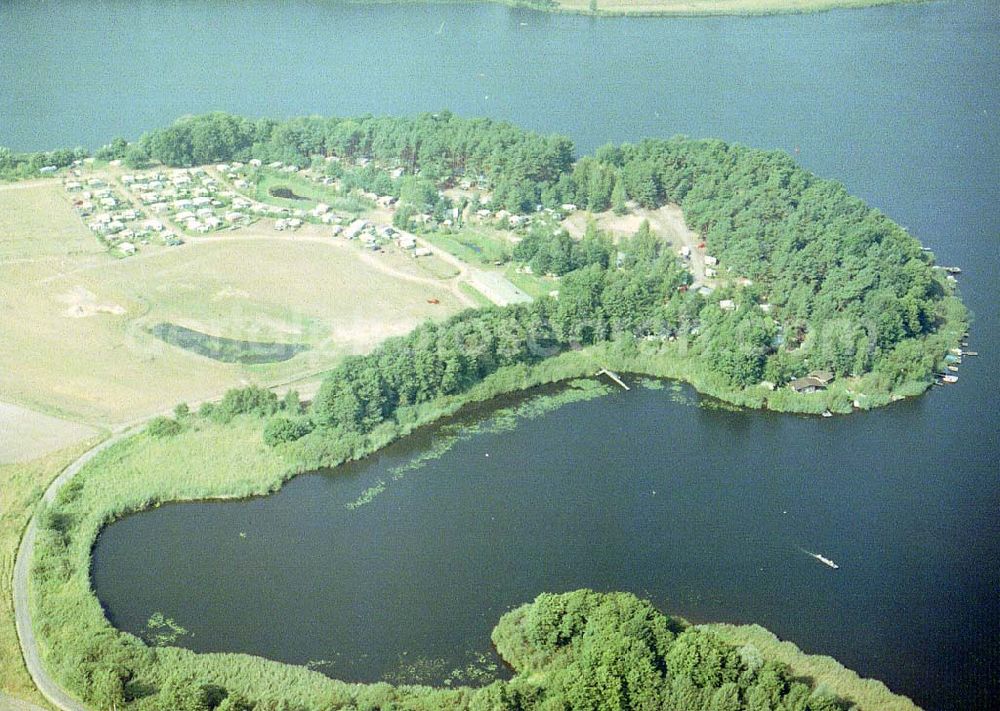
[597,368,630,390]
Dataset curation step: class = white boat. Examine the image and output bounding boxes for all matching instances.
[811,553,839,569]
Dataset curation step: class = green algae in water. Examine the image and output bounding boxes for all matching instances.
[345,379,611,509]
[144,612,190,646]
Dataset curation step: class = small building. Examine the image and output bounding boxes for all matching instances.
[807,371,835,387]
[397,235,417,249]
[143,219,165,232]
[344,219,370,240]
[719,299,736,312]
[104,220,125,234]
[414,247,433,258]
[705,255,719,266]
[560,203,577,212]
[312,203,330,216]
[705,267,717,278]
[680,245,691,259]
[788,377,826,394]
[118,241,136,255]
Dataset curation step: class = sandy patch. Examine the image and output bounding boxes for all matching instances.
[561,204,709,283]
[0,401,99,464]
[58,286,126,318]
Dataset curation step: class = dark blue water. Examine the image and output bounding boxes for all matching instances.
[6,1,996,708]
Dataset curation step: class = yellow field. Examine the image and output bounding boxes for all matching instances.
[557,0,912,15]
[0,182,103,261]
[0,402,99,464]
[0,184,464,426]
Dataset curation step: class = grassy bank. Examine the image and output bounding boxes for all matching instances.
[1,438,103,707]
[703,624,921,711]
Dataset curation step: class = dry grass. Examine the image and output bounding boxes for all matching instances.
[0,186,465,426]
[0,183,102,262]
[0,402,99,464]
[0,439,101,707]
[556,0,914,15]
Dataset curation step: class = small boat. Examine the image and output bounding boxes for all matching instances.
[947,365,959,372]
[942,375,958,384]
[822,410,833,418]
[811,552,839,569]
[950,348,963,356]
[963,351,978,357]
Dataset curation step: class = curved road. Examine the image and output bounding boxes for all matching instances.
[12,432,130,711]
[10,377,325,711]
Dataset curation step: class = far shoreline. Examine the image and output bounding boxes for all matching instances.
[345,0,926,19]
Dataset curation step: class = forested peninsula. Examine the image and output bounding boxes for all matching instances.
[21,111,950,711]
[4,111,966,414]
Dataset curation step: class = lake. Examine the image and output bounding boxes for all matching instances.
[6,0,997,708]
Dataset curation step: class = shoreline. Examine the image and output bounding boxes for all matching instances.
[344,0,926,18]
[16,362,924,709]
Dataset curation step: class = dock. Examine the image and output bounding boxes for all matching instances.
[597,368,630,390]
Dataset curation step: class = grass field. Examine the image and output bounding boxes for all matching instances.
[251,170,370,214]
[0,439,101,707]
[0,183,102,261]
[0,184,464,426]
[421,226,513,267]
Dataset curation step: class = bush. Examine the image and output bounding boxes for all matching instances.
[214,385,279,423]
[146,416,182,438]
[262,416,314,447]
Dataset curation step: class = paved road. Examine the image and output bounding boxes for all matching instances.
[10,377,325,711]
[0,692,50,711]
[11,432,132,711]
[0,692,47,711]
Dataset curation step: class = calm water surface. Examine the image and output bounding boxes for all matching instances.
[5,1,997,709]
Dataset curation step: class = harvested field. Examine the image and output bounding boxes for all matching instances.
[0,402,99,464]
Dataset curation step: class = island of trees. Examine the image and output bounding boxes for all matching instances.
[19,111,951,711]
